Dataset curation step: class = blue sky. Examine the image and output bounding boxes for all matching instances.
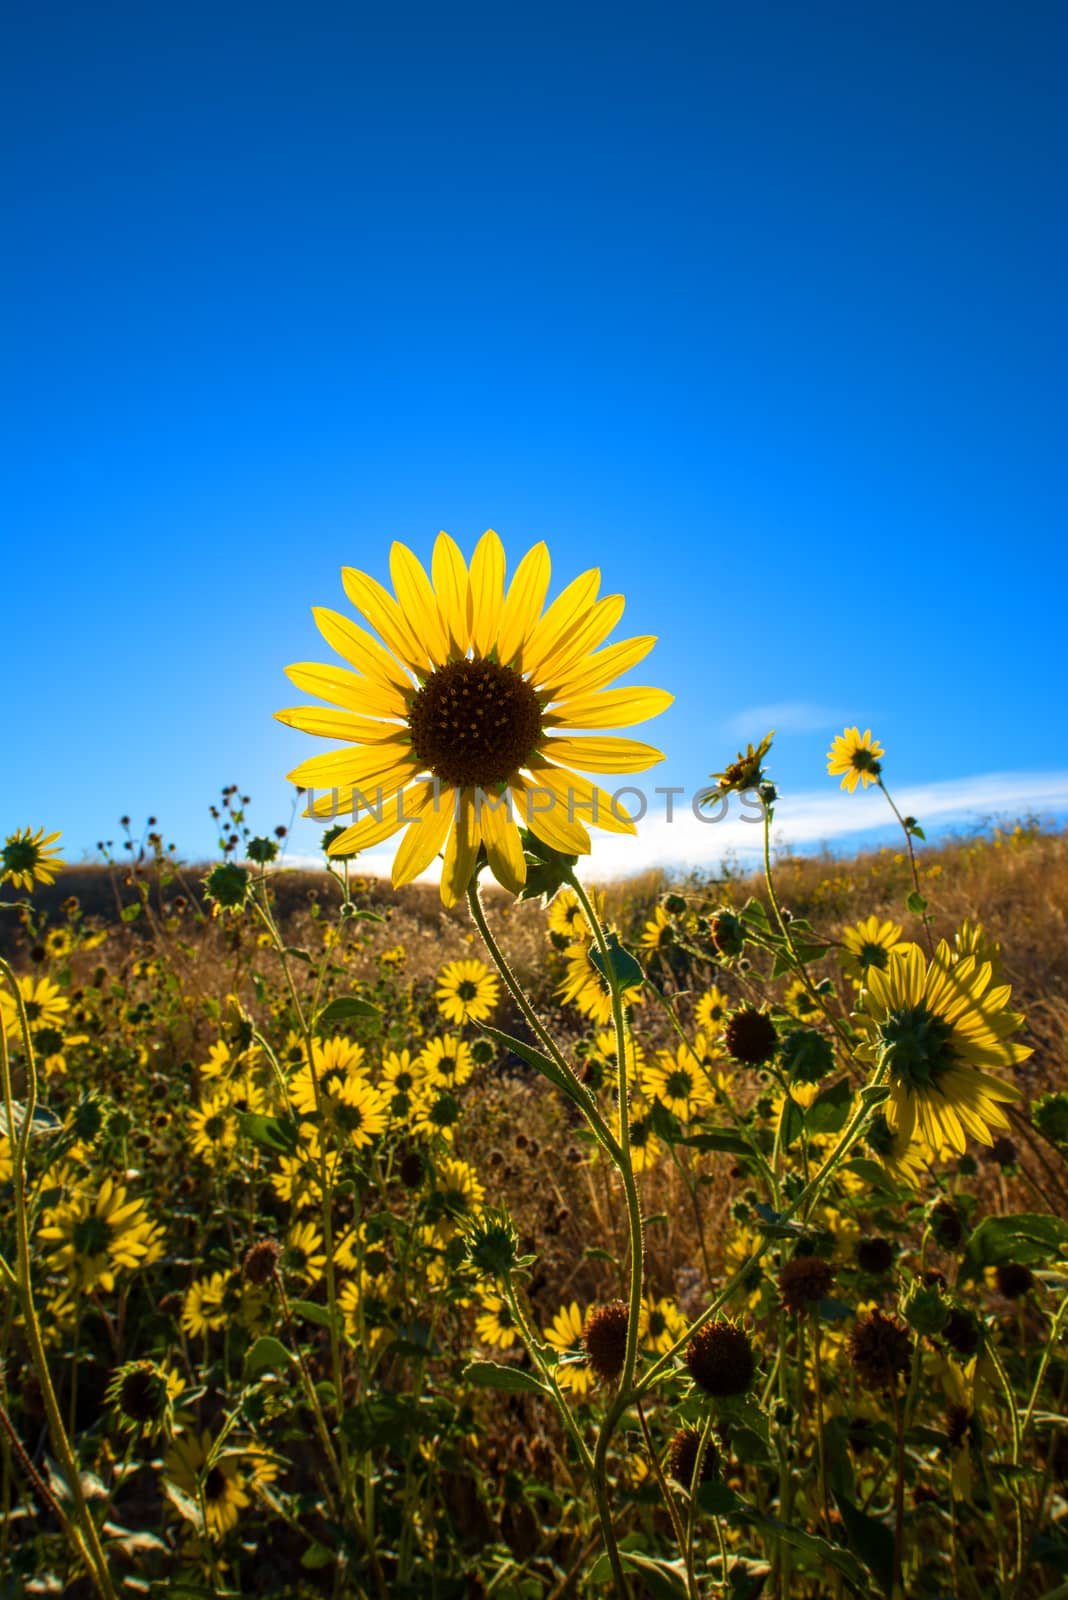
[4,1,1066,877]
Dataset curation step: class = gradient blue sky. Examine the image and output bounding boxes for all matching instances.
[4,1,1066,876]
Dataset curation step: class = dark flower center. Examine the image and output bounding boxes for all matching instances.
[859,941,890,970]
[72,1215,111,1256]
[3,840,36,872]
[880,1004,956,1088]
[456,980,479,1001]
[407,658,543,787]
[204,1466,227,1502]
[665,1070,693,1101]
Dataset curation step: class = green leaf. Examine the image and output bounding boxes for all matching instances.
[480,1026,591,1116]
[696,1481,743,1515]
[288,1299,339,1331]
[244,1336,294,1378]
[805,1077,854,1136]
[588,1548,688,1599]
[300,1544,336,1570]
[905,891,928,915]
[234,1112,300,1156]
[120,903,142,922]
[779,1096,806,1151]
[907,822,926,840]
[840,1158,902,1196]
[588,931,645,993]
[834,1492,895,1594]
[961,1213,1068,1280]
[737,1513,868,1591]
[316,996,380,1024]
[462,1361,548,1395]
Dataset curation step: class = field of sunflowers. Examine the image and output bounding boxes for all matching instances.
[2,532,1068,1600]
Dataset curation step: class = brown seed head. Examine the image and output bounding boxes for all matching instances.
[686,1319,754,1396]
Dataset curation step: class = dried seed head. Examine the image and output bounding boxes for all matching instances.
[668,1426,718,1488]
[995,1262,1033,1300]
[685,1319,754,1397]
[855,1236,896,1275]
[583,1301,629,1383]
[849,1309,912,1393]
[723,1007,778,1066]
[927,1200,964,1251]
[778,1255,835,1313]
[242,1239,282,1285]
[940,1306,981,1359]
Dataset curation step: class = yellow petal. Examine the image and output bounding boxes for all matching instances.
[284,661,410,720]
[478,795,527,893]
[303,776,410,819]
[432,531,471,654]
[274,707,409,743]
[519,568,600,679]
[469,529,506,656]
[541,735,665,774]
[527,760,638,835]
[547,686,674,730]
[392,783,457,884]
[390,542,450,665]
[324,796,414,857]
[531,594,625,688]
[440,789,482,906]
[341,567,429,672]
[545,635,657,700]
[496,542,551,666]
[510,773,592,856]
[287,744,418,789]
[313,608,412,693]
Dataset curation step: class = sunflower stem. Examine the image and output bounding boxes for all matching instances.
[0,958,119,1600]
[877,778,934,956]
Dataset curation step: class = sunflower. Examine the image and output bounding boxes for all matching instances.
[638,904,674,952]
[641,1294,688,1355]
[282,1221,328,1285]
[331,1074,390,1149]
[556,940,644,1026]
[37,1178,162,1293]
[544,1301,595,1396]
[164,1430,254,1539]
[839,915,908,984]
[0,975,69,1038]
[547,885,602,943]
[189,1092,240,1165]
[181,1272,232,1338]
[853,941,1029,1158]
[275,531,672,905]
[694,985,730,1035]
[474,1293,519,1349]
[435,958,499,1025]
[1,827,65,891]
[627,1108,663,1173]
[288,1036,368,1117]
[827,727,884,792]
[640,1040,715,1123]
[419,1033,475,1088]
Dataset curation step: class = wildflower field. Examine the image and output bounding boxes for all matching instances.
[3,534,1068,1600]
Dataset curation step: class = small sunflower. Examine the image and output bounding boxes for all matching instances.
[694,985,730,1035]
[1,827,65,891]
[556,940,644,1026]
[331,1074,390,1149]
[827,727,884,793]
[419,1034,475,1088]
[474,1293,519,1350]
[37,1178,162,1293]
[181,1272,232,1338]
[0,975,69,1037]
[641,1294,687,1355]
[164,1430,252,1539]
[544,1301,595,1396]
[288,1036,368,1117]
[853,941,1029,1158]
[189,1092,240,1166]
[638,904,674,952]
[282,1221,328,1285]
[435,958,499,1025]
[839,915,908,984]
[547,885,602,943]
[275,531,672,906]
[640,1041,714,1122]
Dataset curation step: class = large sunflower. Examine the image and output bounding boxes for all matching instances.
[275,531,672,904]
[853,941,1029,1157]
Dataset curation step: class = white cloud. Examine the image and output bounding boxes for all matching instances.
[723,702,846,737]
[284,769,1068,885]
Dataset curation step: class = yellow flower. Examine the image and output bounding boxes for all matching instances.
[638,903,675,953]
[839,915,908,984]
[853,941,1029,1159]
[330,1073,390,1149]
[181,1272,231,1338]
[44,928,74,960]
[826,727,884,792]
[435,958,499,1025]
[556,940,643,1026]
[1,827,65,891]
[474,1293,519,1349]
[282,1221,328,1285]
[547,885,601,942]
[189,1092,240,1165]
[544,1301,594,1395]
[275,530,673,905]
[288,1035,368,1118]
[38,1178,162,1293]
[418,1034,475,1088]
[0,975,69,1037]
[640,1039,715,1122]
[164,1430,258,1540]
[694,986,730,1035]
[641,1294,687,1354]
[627,1109,663,1174]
